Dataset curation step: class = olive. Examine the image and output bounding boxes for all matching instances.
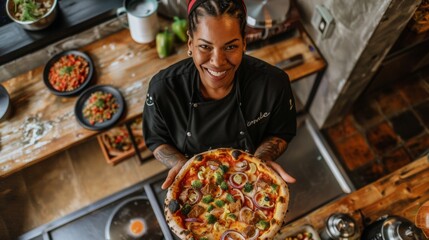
[232,150,242,159]
[168,199,180,213]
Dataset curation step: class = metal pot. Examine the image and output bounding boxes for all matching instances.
[361,215,427,240]
[244,0,290,29]
[157,0,187,19]
[5,0,58,31]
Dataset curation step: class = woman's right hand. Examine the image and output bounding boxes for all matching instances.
[152,144,188,190]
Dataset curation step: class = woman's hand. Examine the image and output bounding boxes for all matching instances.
[153,144,188,189]
[255,136,296,183]
[266,160,296,183]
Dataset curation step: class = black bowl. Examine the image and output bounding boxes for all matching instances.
[74,85,126,131]
[43,50,94,97]
[0,84,12,121]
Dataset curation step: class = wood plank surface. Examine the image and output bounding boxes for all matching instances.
[0,27,325,178]
[275,155,429,239]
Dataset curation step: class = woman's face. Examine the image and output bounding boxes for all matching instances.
[188,14,246,98]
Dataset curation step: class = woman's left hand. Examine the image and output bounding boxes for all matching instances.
[266,160,296,183]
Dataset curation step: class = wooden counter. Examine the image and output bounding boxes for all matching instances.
[275,155,429,239]
[0,27,325,178]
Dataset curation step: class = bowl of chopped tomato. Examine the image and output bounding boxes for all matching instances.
[43,50,94,97]
[74,85,125,131]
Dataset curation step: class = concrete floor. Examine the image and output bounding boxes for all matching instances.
[0,137,166,239]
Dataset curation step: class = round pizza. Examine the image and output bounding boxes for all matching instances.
[164,148,289,240]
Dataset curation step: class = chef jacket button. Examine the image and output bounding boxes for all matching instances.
[187,132,192,137]
[239,131,245,135]
[193,103,198,108]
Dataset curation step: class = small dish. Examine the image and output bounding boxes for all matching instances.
[43,50,94,97]
[0,84,12,121]
[275,224,321,240]
[74,85,125,131]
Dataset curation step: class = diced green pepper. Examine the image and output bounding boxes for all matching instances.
[202,195,214,203]
[243,182,253,192]
[191,179,202,189]
[206,214,217,224]
[226,213,237,220]
[256,220,270,230]
[215,172,223,185]
[214,199,225,207]
[226,193,235,203]
[220,181,228,190]
[180,203,191,216]
[219,164,229,174]
[207,204,214,212]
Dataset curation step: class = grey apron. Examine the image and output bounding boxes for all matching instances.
[182,79,255,157]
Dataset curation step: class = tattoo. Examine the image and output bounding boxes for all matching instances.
[153,144,187,168]
[254,136,288,162]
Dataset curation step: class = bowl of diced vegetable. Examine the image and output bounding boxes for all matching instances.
[43,50,95,97]
[74,85,126,131]
[5,0,58,31]
[275,225,321,240]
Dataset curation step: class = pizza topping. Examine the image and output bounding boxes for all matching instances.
[239,207,255,224]
[230,188,244,203]
[168,199,180,213]
[206,214,217,224]
[229,172,248,189]
[180,188,202,205]
[253,191,275,210]
[191,179,203,189]
[231,150,242,159]
[188,205,205,218]
[243,226,259,240]
[248,162,257,174]
[207,160,220,170]
[221,230,245,240]
[256,220,270,230]
[243,182,254,193]
[181,203,192,215]
[233,160,248,171]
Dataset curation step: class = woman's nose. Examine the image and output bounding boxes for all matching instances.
[210,49,226,66]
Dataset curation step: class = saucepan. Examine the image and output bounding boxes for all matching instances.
[5,0,58,31]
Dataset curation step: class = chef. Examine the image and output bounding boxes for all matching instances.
[143,0,296,189]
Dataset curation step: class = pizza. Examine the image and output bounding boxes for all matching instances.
[164,148,289,240]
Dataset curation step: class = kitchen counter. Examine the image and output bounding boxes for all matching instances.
[275,154,429,239]
[0,20,325,178]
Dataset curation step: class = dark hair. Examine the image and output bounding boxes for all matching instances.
[188,0,247,38]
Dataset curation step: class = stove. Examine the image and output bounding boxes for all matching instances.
[19,116,353,240]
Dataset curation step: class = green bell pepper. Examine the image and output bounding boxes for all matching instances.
[172,16,188,42]
[156,28,174,59]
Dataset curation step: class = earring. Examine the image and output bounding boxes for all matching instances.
[187,50,192,56]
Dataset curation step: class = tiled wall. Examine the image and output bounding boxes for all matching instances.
[324,68,429,188]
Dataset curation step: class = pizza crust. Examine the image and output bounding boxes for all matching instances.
[164,148,289,240]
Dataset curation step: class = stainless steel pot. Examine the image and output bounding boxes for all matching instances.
[244,0,290,29]
[157,0,187,19]
[362,215,427,240]
[5,0,58,31]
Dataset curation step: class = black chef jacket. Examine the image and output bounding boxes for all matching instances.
[143,55,296,157]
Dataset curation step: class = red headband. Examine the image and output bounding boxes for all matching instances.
[187,0,247,15]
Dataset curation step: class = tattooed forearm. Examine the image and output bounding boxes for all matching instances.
[254,136,288,162]
[153,144,187,168]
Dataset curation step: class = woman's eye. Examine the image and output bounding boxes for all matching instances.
[198,45,211,50]
[225,45,238,51]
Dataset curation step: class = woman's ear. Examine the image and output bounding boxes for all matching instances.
[187,30,193,50]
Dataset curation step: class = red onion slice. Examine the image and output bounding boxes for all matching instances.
[245,195,254,209]
[229,172,248,189]
[239,206,255,223]
[187,188,202,205]
[208,160,220,170]
[221,230,246,240]
[233,160,248,172]
[184,218,202,222]
[231,188,244,203]
[252,191,274,210]
[247,227,260,240]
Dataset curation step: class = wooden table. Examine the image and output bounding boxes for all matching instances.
[275,155,429,239]
[0,27,325,178]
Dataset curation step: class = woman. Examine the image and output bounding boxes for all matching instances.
[143,0,296,189]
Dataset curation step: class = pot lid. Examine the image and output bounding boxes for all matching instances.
[244,0,290,28]
[326,213,358,238]
[382,216,426,240]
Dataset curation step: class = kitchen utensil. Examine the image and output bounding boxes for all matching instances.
[74,85,126,131]
[105,196,163,240]
[43,50,95,97]
[5,0,58,31]
[117,0,159,44]
[157,0,187,19]
[362,215,427,240]
[320,213,359,240]
[415,201,429,238]
[244,0,290,29]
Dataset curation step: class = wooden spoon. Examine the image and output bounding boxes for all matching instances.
[415,201,429,238]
